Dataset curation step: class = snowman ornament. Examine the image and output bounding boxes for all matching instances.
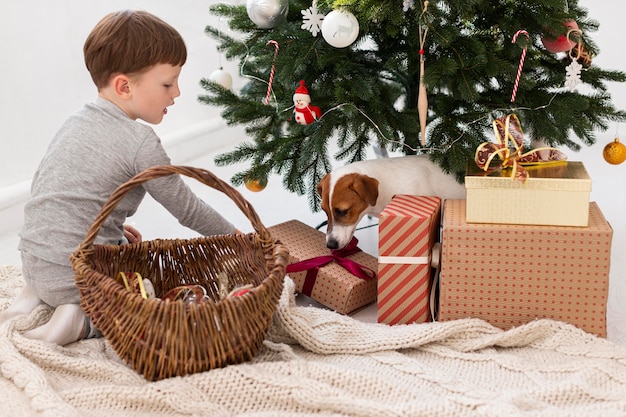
[293,80,322,125]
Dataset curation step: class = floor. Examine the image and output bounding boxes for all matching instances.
[0,139,622,340]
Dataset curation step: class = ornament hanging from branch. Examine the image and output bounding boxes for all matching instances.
[417,1,430,146]
[511,29,529,103]
[293,80,322,125]
[246,0,289,29]
[564,27,584,91]
[301,0,325,37]
[264,40,280,105]
[541,19,579,53]
[564,59,582,91]
[244,177,268,192]
[209,68,233,90]
[571,43,593,68]
[208,17,233,90]
[603,136,626,165]
[321,10,359,48]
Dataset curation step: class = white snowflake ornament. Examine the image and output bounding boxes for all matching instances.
[301,0,325,37]
[564,59,582,91]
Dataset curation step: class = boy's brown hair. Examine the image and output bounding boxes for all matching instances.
[84,10,187,89]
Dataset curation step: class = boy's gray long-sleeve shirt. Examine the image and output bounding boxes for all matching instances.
[19,97,235,266]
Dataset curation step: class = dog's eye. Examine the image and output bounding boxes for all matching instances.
[334,208,348,218]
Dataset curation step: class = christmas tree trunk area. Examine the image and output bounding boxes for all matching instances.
[198,0,626,210]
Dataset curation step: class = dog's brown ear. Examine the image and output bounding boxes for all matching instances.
[317,174,330,197]
[317,174,332,214]
[353,175,379,207]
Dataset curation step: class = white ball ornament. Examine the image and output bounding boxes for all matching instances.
[246,0,289,29]
[209,68,233,90]
[321,10,359,48]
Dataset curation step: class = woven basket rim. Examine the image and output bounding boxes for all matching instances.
[70,165,289,381]
[79,233,283,305]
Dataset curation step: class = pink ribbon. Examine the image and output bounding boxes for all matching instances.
[286,237,377,297]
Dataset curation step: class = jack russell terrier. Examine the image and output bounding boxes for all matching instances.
[317,155,466,250]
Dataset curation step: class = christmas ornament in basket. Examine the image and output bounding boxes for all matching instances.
[70,165,288,381]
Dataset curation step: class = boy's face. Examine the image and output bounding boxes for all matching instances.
[126,63,182,124]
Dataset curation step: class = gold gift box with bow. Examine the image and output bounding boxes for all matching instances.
[466,114,591,226]
[465,160,591,226]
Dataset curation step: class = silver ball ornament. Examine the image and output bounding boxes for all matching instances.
[209,68,233,90]
[246,0,289,29]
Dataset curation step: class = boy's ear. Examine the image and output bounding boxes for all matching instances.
[112,74,132,99]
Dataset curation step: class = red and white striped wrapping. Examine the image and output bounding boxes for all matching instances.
[377,195,441,325]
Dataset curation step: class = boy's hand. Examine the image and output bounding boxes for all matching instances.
[123,224,142,243]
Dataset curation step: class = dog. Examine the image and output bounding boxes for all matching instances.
[317,155,466,250]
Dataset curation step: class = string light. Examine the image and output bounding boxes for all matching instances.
[236,37,561,155]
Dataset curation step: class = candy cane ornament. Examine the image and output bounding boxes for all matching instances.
[511,30,529,103]
[264,40,279,105]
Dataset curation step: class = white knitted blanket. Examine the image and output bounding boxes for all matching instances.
[2,264,626,417]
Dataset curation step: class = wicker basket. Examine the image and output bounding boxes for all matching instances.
[70,165,288,381]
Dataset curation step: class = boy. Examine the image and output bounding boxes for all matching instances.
[0,10,239,345]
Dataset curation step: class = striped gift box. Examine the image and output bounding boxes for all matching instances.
[377,195,441,325]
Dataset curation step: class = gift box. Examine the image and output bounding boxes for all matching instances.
[439,199,612,337]
[268,220,377,314]
[377,195,441,325]
[465,161,592,226]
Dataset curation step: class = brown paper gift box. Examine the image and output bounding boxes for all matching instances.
[439,199,612,337]
[268,220,377,314]
[465,161,592,226]
[378,195,441,325]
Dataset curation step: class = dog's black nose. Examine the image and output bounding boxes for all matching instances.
[326,239,339,250]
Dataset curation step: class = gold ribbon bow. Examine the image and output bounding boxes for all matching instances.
[117,271,150,299]
[474,114,567,182]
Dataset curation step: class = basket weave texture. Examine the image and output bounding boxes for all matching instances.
[70,166,288,381]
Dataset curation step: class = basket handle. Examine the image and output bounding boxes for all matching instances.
[77,165,274,252]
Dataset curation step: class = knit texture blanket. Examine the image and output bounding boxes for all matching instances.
[2,264,626,417]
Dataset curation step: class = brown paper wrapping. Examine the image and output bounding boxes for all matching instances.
[439,199,612,337]
[268,220,377,314]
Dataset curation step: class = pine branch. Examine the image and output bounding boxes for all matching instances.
[199,0,626,211]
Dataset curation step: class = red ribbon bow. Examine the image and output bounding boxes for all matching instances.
[286,237,377,297]
[474,114,567,182]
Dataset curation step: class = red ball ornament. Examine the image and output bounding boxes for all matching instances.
[541,19,579,54]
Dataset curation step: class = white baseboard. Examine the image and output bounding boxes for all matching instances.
[0,118,232,237]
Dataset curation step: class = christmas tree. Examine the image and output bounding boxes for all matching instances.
[199,0,626,209]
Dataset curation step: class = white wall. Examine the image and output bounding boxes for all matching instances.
[0,1,625,333]
[0,1,238,185]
